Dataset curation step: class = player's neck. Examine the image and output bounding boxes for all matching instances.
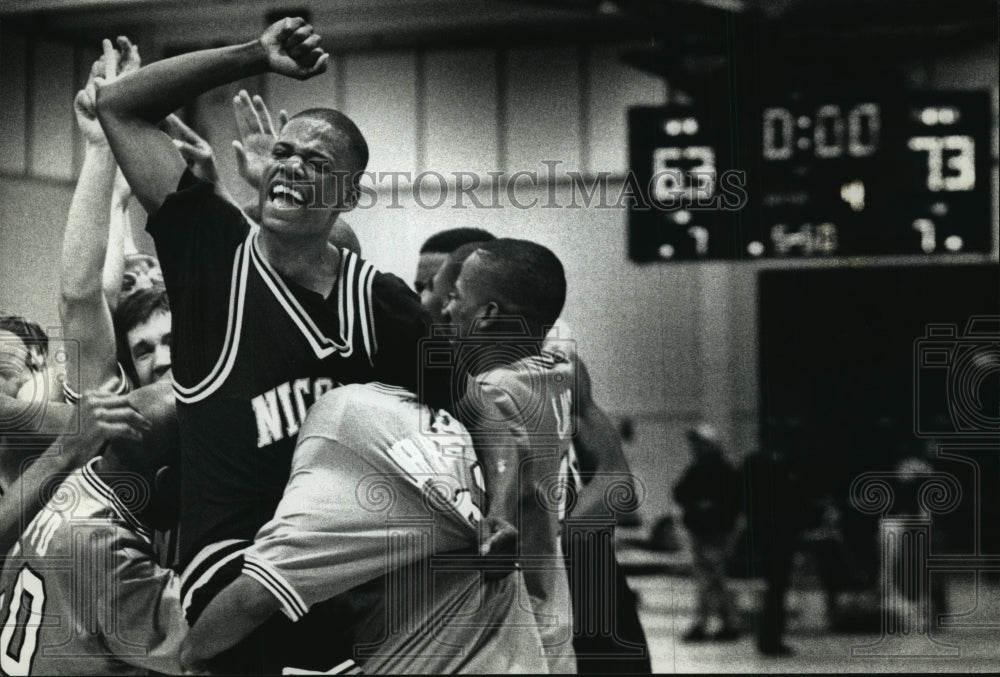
[259,232,341,297]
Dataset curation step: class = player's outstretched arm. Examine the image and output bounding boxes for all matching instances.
[180,574,278,672]
[0,395,74,437]
[101,168,135,312]
[96,16,328,215]
[61,38,138,396]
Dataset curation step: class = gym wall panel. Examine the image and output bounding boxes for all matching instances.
[72,43,101,178]
[341,51,419,179]
[586,44,667,176]
[0,32,28,175]
[266,56,341,118]
[504,45,582,175]
[0,176,75,329]
[29,39,75,182]
[424,48,500,177]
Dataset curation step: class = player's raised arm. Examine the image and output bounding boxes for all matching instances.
[95,16,328,215]
[61,39,138,397]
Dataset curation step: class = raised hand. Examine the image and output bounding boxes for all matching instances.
[163,114,219,183]
[232,90,288,189]
[75,36,141,144]
[259,17,328,80]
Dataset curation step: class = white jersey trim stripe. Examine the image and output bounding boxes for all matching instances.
[180,540,249,616]
[243,555,308,622]
[249,233,357,360]
[173,237,250,403]
[341,249,357,357]
[63,362,131,404]
[281,659,360,675]
[79,459,152,542]
[357,260,376,366]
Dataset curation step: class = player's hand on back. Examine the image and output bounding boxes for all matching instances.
[259,16,328,80]
[69,381,152,463]
[232,90,288,190]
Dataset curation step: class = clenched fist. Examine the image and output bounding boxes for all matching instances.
[259,17,328,80]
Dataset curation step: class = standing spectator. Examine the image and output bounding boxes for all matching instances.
[673,423,742,641]
[740,446,805,656]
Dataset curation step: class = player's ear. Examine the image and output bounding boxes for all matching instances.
[482,301,501,320]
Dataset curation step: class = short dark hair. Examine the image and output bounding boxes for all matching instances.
[471,239,566,334]
[420,228,496,254]
[429,241,489,294]
[113,288,170,385]
[292,108,369,176]
[0,314,49,362]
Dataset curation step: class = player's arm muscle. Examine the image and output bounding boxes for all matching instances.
[180,574,278,671]
[60,143,120,394]
[0,396,74,435]
[96,41,269,214]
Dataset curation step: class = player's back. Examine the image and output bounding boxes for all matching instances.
[464,348,578,672]
[243,384,550,673]
[0,462,184,675]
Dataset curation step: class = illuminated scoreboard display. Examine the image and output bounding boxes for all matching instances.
[628,89,993,262]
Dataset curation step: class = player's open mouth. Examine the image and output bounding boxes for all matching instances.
[268,183,307,208]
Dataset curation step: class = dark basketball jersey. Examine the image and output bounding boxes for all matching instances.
[147,171,434,576]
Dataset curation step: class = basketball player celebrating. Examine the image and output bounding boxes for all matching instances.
[441,238,578,673]
[95,18,440,669]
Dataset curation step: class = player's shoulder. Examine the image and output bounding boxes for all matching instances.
[368,268,425,318]
[300,383,419,442]
[479,349,573,393]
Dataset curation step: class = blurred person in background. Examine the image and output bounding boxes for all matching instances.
[673,423,742,642]
[740,446,806,656]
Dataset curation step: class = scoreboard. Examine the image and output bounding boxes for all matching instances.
[628,88,994,262]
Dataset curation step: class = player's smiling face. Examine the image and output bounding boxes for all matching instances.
[259,117,354,238]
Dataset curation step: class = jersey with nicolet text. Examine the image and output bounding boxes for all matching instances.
[146,170,436,570]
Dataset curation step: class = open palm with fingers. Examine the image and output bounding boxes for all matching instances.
[232,89,289,190]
